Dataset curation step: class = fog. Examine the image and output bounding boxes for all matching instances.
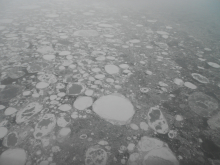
[1,0,220,43]
[111,0,220,44]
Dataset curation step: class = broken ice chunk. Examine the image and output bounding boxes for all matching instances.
[147,106,169,134]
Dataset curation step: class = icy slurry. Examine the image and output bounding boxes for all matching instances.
[147,106,169,134]
[92,94,135,125]
[0,148,27,165]
[34,114,56,139]
[188,92,218,117]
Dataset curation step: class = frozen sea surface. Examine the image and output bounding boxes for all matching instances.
[0,0,220,165]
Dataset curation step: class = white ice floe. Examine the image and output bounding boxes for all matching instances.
[0,19,13,24]
[204,48,211,51]
[184,82,197,89]
[59,127,71,137]
[166,26,173,29]
[119,64,129,69]
[175,115,183,121]
[45,14,59,18]
[36,82,49,89]
[106,78,114,83]
[4,107,17,116]
[91,68,101,73]
[0,127,8,139]
[73,30,99,37]
[129,39,140,44]
[207,62,220,68]
[156,31,169,35]
[0,148,27,165]
[147,20,157,23]
[106,56,115,60]
[26,27,36,31]
[98,24,113,28]
[95,74,105,80]
[92,94,135,125]
[159,81,168,87]
[103,34,114,38]
[0,105,5,110]
[143,147,179,165]
[23,91,31,96]
[191,73,209,84]
[140,122,149,131]
[174,78,184,86]
[96,56,105,61]
[128,136,179,165]
[58,104,72,111]
[83,12,94,16]
[85,89,94,96]
[73,96,93,110]
[130,123,139,130]
[59,51,71,56]
[43,55,55,61]
[0,26,5,30]
[105,65,119,74]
